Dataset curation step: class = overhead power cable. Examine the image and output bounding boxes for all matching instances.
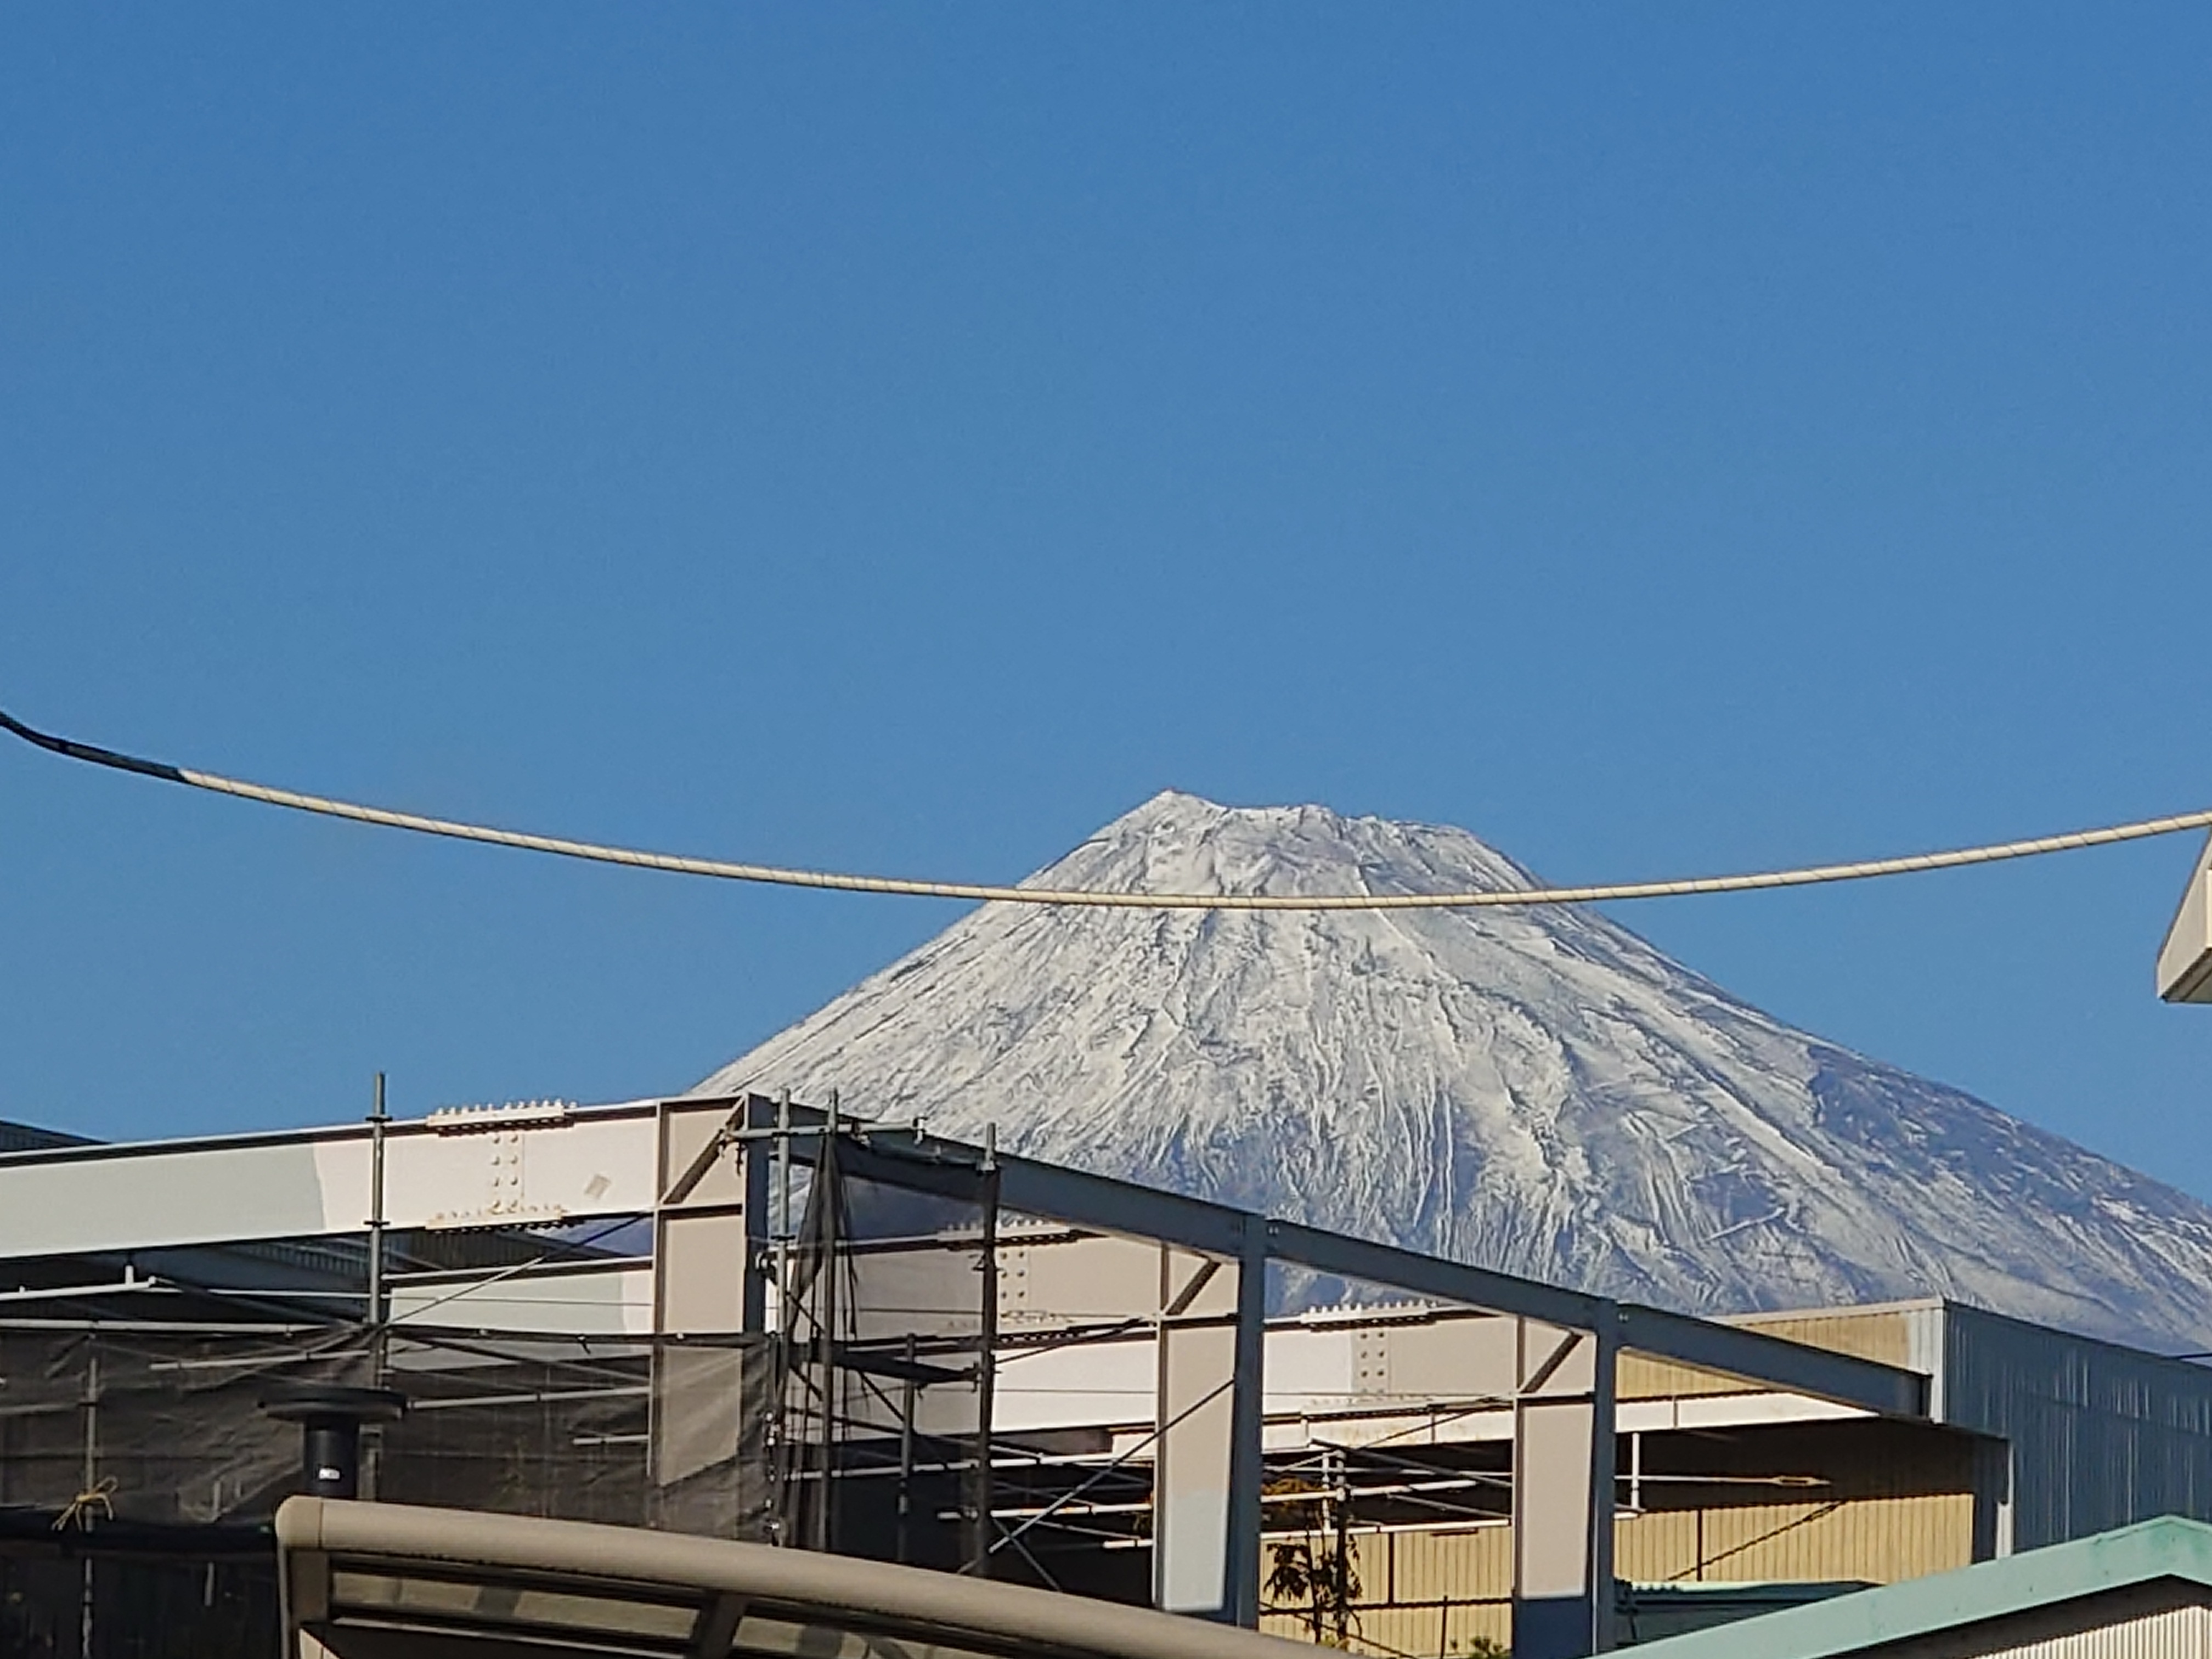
[5,703,2208,912]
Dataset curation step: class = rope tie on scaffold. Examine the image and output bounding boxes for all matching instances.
[51,1477,118,1532]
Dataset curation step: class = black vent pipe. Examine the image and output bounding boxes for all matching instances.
[261,1384,407,1499]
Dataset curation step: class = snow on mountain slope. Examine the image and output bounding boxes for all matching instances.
[695,791,2212,1348]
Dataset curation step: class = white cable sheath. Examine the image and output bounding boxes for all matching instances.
[6,705,2208,911]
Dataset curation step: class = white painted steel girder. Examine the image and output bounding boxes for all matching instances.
[2160,834,2212,1002]
[0,1102,665,1258]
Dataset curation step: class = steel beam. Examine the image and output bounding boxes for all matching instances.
[1154,1247,1243,1617]
[821,1124,1251,1261]
[1511,1317,1616,1659]
[654,1097,771,1336]
[0,1103,664,1259]
[1224,1221,1266,1628]
[1264,1219,1612,1331]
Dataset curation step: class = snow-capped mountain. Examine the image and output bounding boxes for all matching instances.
[696,791,2212,1348]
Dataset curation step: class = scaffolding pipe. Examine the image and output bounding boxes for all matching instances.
[970,1124,1000,1579]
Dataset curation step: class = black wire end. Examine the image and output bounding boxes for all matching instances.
[0,705,192,785]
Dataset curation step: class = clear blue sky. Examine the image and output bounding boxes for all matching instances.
[5,7,2212,1194]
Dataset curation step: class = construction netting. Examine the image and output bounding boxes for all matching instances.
[0,1322,775,1658]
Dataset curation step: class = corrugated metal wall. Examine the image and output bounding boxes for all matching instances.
[1719,1301,2212,1551]
[1257,1492,1976,1657]
[1889,1594,2212,1659]
[1618,1304,1929,1404]
[1256,1301,2212,1655]
[1263,1527,1515,1656]
[1731,1305,1930,1372]
[1619,1355,1760,1401]
[1937,1306,2212,1549]
[1615,1492,1973,1585]
[1267,1534,2212,1659]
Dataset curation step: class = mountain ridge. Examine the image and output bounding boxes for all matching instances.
[696,790,2212,1348]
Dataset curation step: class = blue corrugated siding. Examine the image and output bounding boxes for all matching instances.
[1940,1305,2212,1548]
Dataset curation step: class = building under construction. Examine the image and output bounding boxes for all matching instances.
[4,1094,2212,1659]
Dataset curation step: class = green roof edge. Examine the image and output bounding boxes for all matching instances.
[1622,1516,2212,1659]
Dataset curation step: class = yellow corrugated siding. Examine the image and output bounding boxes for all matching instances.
[1263,1602,1514,1656]
[1261,1316,1957,1659]
[1618,1308,1918,1401]
[1378,1526,1511,1602]
[1729,1309,1917,1371]
[1615,1492,1974,1585]
[1263,1529,1514,1656]
[1257,1493,1973,1657]
[1619,1355,1760,1400]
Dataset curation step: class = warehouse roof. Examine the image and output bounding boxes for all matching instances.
[1627,1516,2212,1659]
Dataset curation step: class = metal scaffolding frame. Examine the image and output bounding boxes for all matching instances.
[737,1097,1929,1656]
[0,1091,1935,1659]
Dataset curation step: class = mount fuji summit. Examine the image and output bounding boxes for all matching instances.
[696,791,2212,1348]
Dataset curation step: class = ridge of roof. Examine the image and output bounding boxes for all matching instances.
[1624,1516,2212,1659]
